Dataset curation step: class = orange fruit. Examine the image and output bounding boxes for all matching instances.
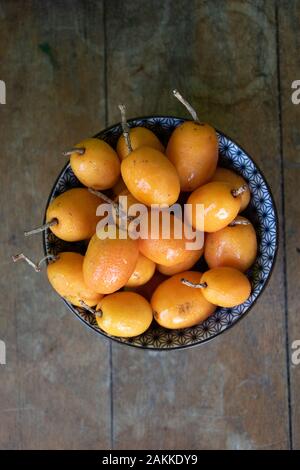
[166,121,218,191]
[138,212,202,267]
[199,267,251,307]
[96,291,153,337]
[204,217,257,272]
[46,188,103,242]
[47,252,102,307]
[210,167,250,212]
[187,182,241,232]
[151,271,216,329]
[157,247,203,275]
[83,230,139,294]
[69,138,120,190]
[131,271,168,301]
[121,146,180,206]
[126,253,156,287]
[117,126,164,160]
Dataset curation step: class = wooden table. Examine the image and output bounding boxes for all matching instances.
[0,0,299,450]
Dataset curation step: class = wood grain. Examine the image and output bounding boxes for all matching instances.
[0,0,297,450]
[277,0,300,450]
[106,0,290,449]
[0,0,111,449]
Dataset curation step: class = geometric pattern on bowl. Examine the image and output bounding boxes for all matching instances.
[43,116,278,350]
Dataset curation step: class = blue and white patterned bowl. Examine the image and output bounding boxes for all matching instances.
[43,117,278,350]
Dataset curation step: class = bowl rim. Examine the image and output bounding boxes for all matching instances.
[43,115,279,351]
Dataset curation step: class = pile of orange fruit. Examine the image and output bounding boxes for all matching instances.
[16,91,257,338]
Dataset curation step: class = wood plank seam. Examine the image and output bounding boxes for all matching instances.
[103,0,115,450]
[275,0,293,450]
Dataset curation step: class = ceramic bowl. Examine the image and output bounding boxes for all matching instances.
[43,116,278,350]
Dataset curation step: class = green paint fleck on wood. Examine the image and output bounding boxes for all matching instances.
[38,42,59,69]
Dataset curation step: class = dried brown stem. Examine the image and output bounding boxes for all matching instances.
[88,188,118,208]
[62,147,85,157]
[118,103,132,153]
[88,188,136,223]
[79,300,102,318]
[181,278,207,289]
[24,218,58,237]
[172,89,200,122]
[231,184,248,198]
[12,253,58,272]
[229,218,251,227]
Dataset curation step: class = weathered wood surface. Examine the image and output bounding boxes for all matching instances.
[0,0,111,449]
[0,0,297,450]
[278,0,300,450]
[106,0,290,450]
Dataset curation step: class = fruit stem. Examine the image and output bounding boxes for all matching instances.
[181,278,207,289]
[79,300,102,318]
[118,103,133,153]
[229,218,250,226]
[88,188,135,223]
[88,188,124,218]
[62,147,85,157]
[12,253,58,272]
[231,184,248,198]
[172,89,200,122]
[88,188,119,208]
[24,218,58,237]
